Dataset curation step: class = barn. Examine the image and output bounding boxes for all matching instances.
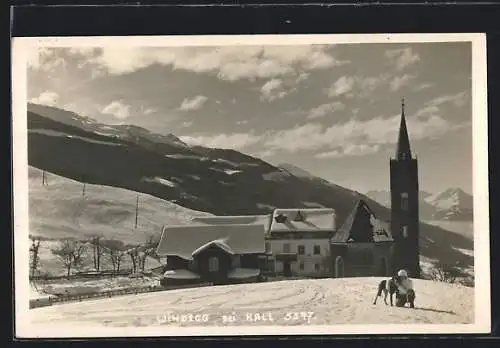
[156,223,266,286]
[330,200,394,278]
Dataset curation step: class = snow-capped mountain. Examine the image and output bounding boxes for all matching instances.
[425,188,473,221]
[365,188,473,221]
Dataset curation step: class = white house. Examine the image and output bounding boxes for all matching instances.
[267,208,336,277]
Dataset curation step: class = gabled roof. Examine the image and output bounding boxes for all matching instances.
[331,200,393,243]
[269,208,336,233]
[191,215,271,233]
[156,223,265,259]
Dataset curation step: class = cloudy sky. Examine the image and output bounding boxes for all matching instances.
[27,41,472,195]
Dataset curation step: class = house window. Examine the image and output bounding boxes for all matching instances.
[314,263,321,271]
[283,243,291,253]
[298,245,305,255]
[401,192,409,211]
[208,257,219,272]
[265,242,271,253]
[313,245,321,255]
[402,225,408,238]
[299,262,305,270]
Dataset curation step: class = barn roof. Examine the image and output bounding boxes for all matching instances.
[331,200,393,243]
[191,215,272,233]
[269,208,336,233]
[156,223,266,260]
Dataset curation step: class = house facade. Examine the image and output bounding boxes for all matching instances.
[267,208,336,277]
[156,223,266,286]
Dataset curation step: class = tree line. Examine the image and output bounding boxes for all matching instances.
[29,234,161,279]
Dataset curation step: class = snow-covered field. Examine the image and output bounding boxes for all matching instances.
[29,278,473,328]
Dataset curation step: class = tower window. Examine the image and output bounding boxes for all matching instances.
[402,226,408,238]
[401,192,409,211]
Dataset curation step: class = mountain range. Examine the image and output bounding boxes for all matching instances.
[25,103,474,268]
[365,188,473,221]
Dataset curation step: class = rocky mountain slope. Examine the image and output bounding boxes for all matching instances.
[26,103,473,268]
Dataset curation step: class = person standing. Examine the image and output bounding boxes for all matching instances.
[395,269,415,308]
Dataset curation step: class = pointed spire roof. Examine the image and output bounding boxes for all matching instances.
[395,99,412,160]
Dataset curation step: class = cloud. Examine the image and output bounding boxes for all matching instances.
[426,91,468,108]
[143,107,157,115]
[260,79,287,102]
[326,74,389,99]
[264,112,456,157]
[385,47,420,71]
[29,91,60,106]
[67,47,98,57]
[308,102,346,119]
[389,74,416,91]
[180,132,262,150]
[101,100,131,120]
[28,48,66,72]
[178,95,208,111]
[77,45,349,81]
[315,144,380,159]
[326,76,356,98]
[415,83,433,91]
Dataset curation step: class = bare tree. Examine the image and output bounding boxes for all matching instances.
[139,234,161,272]
[89,235,104,271]
[138,250,147,273]
[29,236,41,278]
[430,261,464,284]
[127,247,139,274]
[72,241,87,270]
[52,240,78,278]
[101,239,126,274]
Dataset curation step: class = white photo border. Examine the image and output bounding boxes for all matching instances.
[12,33,490,337]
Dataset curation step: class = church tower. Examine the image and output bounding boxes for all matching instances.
[390,99,420,278]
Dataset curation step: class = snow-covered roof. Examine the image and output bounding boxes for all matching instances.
[227,268,261,279]
[156,223,266,259]
[269,208,336,233]
[192,215,271,233]
[163,269,200,279]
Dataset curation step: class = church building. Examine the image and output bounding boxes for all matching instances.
[329,100,421,279]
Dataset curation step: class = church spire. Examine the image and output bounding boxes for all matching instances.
[395,98,412,160]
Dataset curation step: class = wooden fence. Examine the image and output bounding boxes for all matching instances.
[29,282,213,309]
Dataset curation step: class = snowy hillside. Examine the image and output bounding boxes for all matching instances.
[29,278,473,329]
[29,166,212,244]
